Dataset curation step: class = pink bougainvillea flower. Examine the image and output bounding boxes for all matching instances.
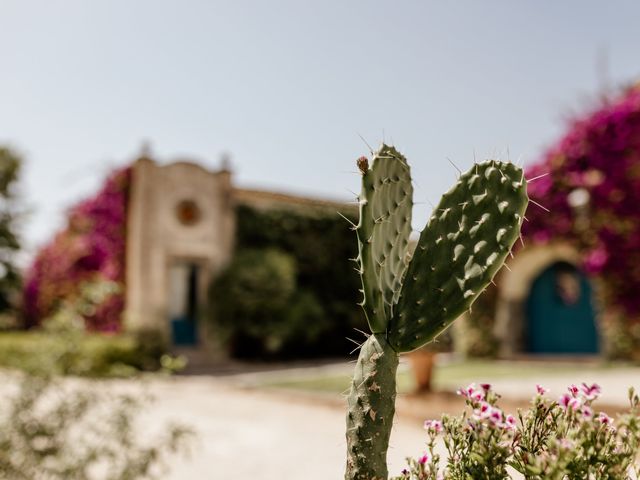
[22,167,131,331]
[522,85,640,325]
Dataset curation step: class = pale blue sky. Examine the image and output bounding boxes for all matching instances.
[1,1,639,259]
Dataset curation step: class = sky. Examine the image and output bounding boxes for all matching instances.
[1,1,639,261]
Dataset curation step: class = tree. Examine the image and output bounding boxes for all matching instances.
[0,147,22,316]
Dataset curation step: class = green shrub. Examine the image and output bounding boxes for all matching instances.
[0,329,166,377]
[209,204,364,359]
[210,248,333,357]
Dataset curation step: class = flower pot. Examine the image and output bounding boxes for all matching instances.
[407,349,436,392]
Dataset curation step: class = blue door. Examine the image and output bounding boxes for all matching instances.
[526,261,598,353]
[169,263,199,346]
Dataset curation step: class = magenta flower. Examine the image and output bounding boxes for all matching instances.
[580,382,602,400]
[568,397,582,411]
[474,401,493,420]
[489,407,503,424]
[597,412,613,425]
[458,383,478,399]
[470,389,485,402]
[536,384,549,395]
[503,414,517,431]
[423,419,443,434]
[568,385,579,397]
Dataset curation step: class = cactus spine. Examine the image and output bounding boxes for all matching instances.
[345,144,529,480]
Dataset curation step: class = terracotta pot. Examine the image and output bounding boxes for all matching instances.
[407,349,436,392]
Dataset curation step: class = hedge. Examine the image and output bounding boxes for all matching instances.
[0,330,166,377]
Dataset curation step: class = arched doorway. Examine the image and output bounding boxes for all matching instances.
[525,261,598,353]
[168,261,201,346]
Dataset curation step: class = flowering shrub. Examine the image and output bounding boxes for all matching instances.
[394,383,640,479]
[523,84,640,356]
[23,168,130,331]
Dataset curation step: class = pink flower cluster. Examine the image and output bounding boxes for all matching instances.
[523,84,640,317]
[457,383,516,431]
[397,382,638,479]
[23,167,131,331]
[557,382,604,423]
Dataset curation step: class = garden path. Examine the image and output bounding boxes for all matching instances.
[136,375,427,479]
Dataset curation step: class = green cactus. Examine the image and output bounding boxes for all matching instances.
[345,144,529,480]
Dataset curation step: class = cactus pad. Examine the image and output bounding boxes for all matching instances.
[356,145,413,332]
[388,160,528,352]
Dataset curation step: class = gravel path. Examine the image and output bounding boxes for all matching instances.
[138,376,427,479]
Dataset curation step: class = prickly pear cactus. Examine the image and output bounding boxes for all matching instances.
[355,145,413,332]
[345,145,528,480]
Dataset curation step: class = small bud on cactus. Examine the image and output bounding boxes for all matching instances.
[345,144,528,480]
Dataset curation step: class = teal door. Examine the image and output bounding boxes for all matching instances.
[526,261,598,354]
[168,263,199,346]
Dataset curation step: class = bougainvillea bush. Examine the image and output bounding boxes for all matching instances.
[23,167,130,331]
[394,383,640,479]
[522,84,640,358]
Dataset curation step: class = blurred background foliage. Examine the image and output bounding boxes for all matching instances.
[0,147,23,324]
[209,204,365,359]
[0,373,193,480]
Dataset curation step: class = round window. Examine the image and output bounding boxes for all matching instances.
[175,199,201,226]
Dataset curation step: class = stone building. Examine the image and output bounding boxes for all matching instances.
[125,157,235,350]
[123,154,355,353]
